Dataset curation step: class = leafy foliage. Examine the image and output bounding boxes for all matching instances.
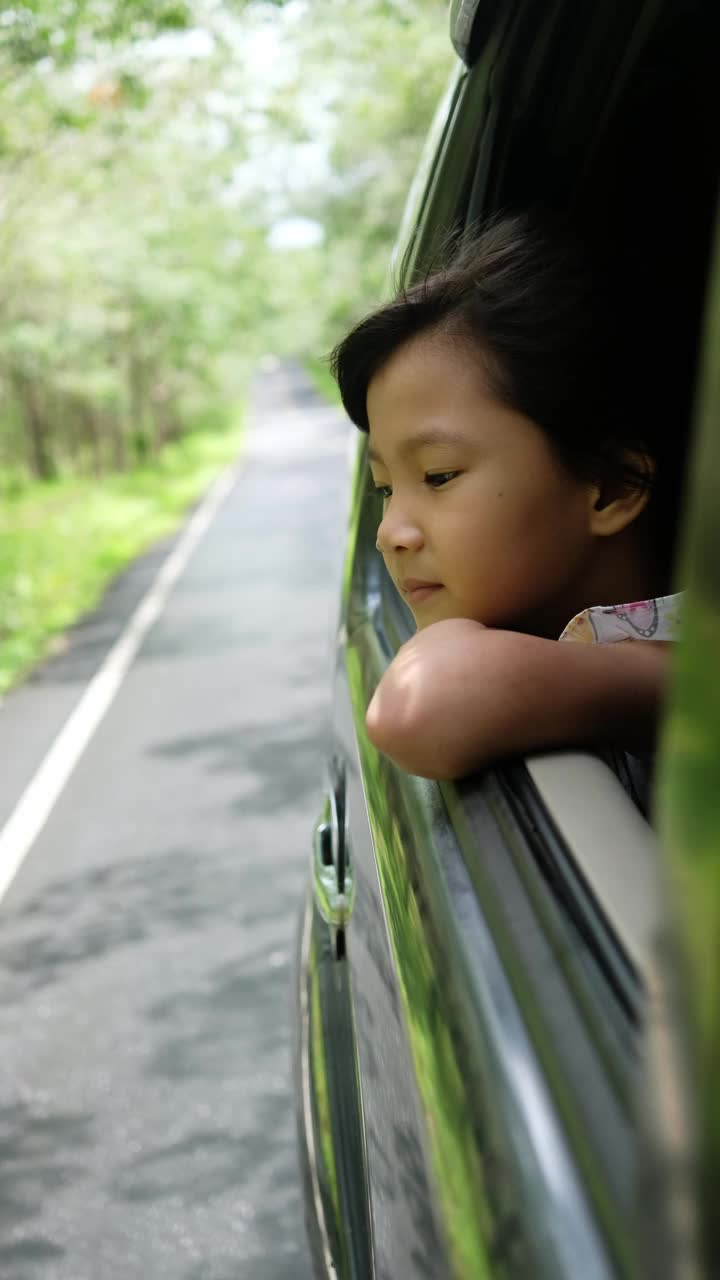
[0,0,452,483]
[1,3,193,66]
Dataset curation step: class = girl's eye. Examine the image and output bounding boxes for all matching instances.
[372,483,393,499]
[425,471,459,488]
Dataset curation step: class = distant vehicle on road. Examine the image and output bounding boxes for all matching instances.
[293,2,720,1277]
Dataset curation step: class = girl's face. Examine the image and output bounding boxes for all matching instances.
[367,333,600,637]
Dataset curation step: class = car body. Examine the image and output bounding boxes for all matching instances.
[293,3,720,1278]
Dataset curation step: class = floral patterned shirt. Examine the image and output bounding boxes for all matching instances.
[557,592,683,814]
[558,592,683,645]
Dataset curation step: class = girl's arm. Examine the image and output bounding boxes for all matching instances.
[365,618,671,780]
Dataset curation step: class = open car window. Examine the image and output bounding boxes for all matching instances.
[351,0,719,958]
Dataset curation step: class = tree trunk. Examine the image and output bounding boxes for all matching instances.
[79,399,103,477]
[128,347,154,460]
[107,411,127,472]
[13,368,55,480]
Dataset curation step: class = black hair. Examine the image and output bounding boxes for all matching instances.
[330,213,683,578]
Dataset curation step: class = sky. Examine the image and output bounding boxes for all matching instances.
[64,1,329,246]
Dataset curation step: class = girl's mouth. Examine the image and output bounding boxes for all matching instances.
[399,580,443,605]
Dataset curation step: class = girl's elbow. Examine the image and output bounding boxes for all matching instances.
[365,689,472,780]
[365,685,419,765]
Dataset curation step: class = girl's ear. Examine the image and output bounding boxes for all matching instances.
[588,451,654,537]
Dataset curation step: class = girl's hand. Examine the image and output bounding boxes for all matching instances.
[365,619,671,779]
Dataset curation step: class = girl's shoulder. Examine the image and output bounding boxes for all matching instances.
[559,591,684,644]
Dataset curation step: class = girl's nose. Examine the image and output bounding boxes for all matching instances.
[376,506,425,554]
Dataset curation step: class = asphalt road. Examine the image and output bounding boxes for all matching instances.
[0,363,352,1280]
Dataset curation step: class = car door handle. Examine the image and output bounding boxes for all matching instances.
[312,761,354,931]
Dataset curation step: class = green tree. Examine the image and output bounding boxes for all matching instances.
[0,0,452,482]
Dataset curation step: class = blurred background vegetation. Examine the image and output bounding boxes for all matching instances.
[0,0,453,689]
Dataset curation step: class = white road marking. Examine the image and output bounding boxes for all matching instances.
[0,463,239,903]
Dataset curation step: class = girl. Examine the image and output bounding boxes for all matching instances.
[330,215,684,795]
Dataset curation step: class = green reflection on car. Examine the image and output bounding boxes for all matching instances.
[346,642,492,1280]
[309,944,344,1267]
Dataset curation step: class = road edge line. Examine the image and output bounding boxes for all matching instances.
[0,462,239,903]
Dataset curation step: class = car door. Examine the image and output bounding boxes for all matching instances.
[322,343,662,1280]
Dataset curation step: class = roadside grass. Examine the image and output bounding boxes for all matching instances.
[0,405,245,694]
